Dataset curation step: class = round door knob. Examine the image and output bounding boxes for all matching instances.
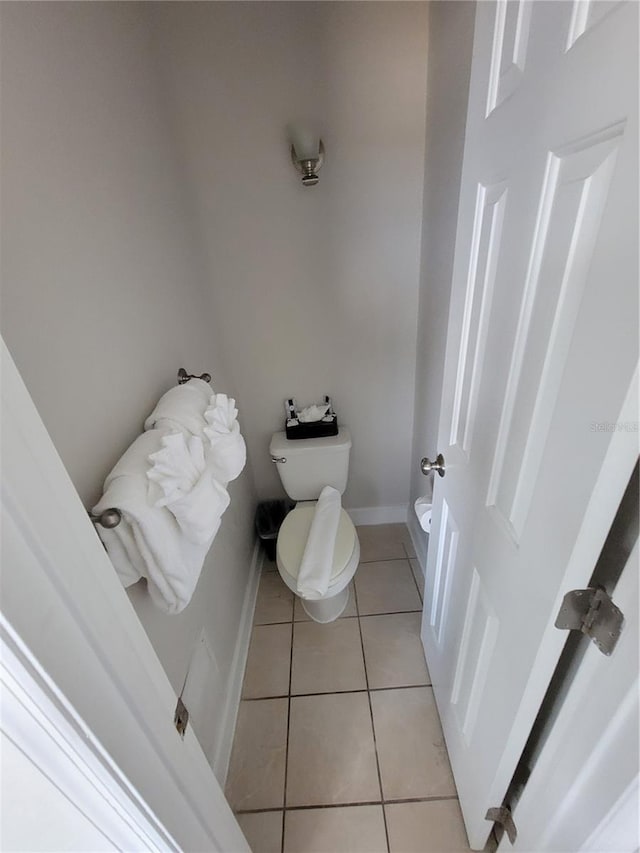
[421,453,445,478]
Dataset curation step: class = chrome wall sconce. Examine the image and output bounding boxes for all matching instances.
[289,124,325,187]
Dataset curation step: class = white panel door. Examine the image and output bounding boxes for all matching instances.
[420,1,638,848]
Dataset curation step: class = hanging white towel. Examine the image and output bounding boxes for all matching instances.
[93,429,221,615]
[296,486,341,600]
[95,382,247,614]
[144,378,211,436]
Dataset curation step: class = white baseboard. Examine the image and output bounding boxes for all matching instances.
[406,505,429,574]
[346,505,409,526]
[212,538,263,786]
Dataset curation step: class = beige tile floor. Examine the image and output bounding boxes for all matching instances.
[226,523,473,853]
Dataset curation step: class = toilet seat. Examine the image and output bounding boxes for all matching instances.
[276,505,360,599]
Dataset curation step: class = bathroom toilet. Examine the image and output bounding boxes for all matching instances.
[269,428,360,623]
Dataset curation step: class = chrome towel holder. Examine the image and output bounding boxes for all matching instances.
[90,368,211,529]
[177,368,211,385]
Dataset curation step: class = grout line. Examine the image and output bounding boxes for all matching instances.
[358,607,422,617]
[243,683,432,701]
[401,540,418,563]
[358,555,413,565]
[382,794,460,806]
[408,560,424,605]
[255,607,422,628]
[293,614,360,624]
[357,610,422,621]
[354,583,391,853]
[243,694,290,701]
[235,795,460,815]
[280,593,295,853]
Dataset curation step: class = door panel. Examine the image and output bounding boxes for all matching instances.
[450,568,499,746]
[488,123,625,541]
[427,499,460,648]
[487,0,533,116]
[421,2,638,848]
[450,182,507,457]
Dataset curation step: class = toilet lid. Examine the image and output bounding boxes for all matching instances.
[277,506,356,582]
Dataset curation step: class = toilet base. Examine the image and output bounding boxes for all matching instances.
[300,585,350,623]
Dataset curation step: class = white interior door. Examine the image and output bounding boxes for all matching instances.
[420,1,638,848]
[1,339,249,852]
[503,541,639,852]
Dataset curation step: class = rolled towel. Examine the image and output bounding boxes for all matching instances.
[147,432,231,545]
[204,393,247,484]
[93,429,222,614]
[144,378,211,436]
[296,486,341,600]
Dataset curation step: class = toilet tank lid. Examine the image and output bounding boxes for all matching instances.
[270,427,351,457]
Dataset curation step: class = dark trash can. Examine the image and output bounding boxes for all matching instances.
[255,499,295,560]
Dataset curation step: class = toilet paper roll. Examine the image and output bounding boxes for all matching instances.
[414,496,432,533]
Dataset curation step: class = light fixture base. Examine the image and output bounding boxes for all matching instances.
[290,139,325,187]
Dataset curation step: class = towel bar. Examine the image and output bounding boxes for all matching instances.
[177,368,211,385]
[90,508,122,529]
[89,368,211,529]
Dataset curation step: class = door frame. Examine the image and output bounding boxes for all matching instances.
[1,339,249,852]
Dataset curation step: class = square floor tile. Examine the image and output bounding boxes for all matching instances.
[356,523,409,562]
[254,572,293,625]
[361,613,429,689]
[291,618,366,695]
[226,698,288,811]
[287,692,380,806]
[237,811,283,853]
[294,583,357,621]
[371,687,456,800]
[242,623,292,699]
[410,559,425,600]
[386,800,471,852]
[355,560,422,615]
[284,805,387,853]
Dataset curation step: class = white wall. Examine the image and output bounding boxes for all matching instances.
[410,1,475,550]
[149,1,429,514]
[0,0,256,751]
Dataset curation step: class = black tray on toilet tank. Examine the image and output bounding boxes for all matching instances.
[285,414,339,440]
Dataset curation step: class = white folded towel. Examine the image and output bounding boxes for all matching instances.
[144,378,211,436]
[296,486,341,600]
[204,393,246,484]
[93,429,221,614]
[147,432,231,544]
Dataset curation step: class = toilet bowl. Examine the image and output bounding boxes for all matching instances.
[276,502,360,623]
[269,426,359,623]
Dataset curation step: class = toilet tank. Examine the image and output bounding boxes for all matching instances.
[269,427,352,501]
